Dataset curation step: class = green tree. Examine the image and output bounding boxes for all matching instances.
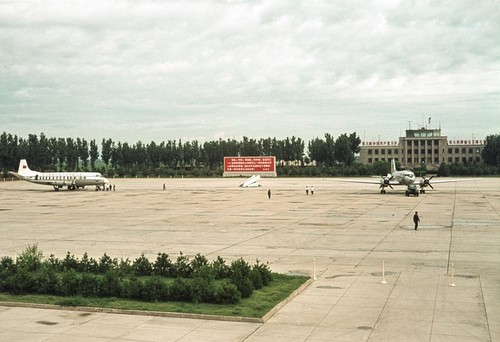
[101,138,113,168]
[482,133,500,167]
[89,139,99,170]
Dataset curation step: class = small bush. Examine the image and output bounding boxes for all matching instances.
[132,254,152,276]
[57,269,80,296]
[144,276,170,302]
[170,278,192,301]
[79,273,100,297]
[211,256,230,279]
[153,253,173,277]
[213,281,241,304]
[98,253,118,273]
[16,244,43,272]
[0,256,15,273]
[172,252,193,278]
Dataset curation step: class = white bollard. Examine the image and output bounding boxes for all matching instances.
[312,258,317,280]
[449,263,456,287]
[380,261,387,284]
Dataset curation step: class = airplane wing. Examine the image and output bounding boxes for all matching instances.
[332,178,403,186]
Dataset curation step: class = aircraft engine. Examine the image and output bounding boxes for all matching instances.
[419,176,434,189]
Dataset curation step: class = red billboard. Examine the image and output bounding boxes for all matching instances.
[224,156,276,176]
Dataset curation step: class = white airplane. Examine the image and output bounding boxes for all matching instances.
[9,159,109,191]
[239,175,261,188]
[342,159,463,194]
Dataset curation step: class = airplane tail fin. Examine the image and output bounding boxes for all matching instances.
[17,159,36,176]
[390,159,397,175]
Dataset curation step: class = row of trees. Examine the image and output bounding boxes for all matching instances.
[1,131,499,177]
[0,245,273,304]
[0,131,360,176]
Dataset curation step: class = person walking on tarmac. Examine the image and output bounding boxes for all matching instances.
[413,211,420,230]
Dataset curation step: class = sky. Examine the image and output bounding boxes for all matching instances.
[1,0,499,146]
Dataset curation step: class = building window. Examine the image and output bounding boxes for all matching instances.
[455,148,459,153]
[462,148,466,154]
[381,149,385,155]
[434,149,438,154]
[448,148,452,154]
[408,149,412,155]
[368,149,372,155]
[455,157,459,163]
[407,157,412,163]
[448,157,452,163]
[368,158,372,163]
[388,149,392,155]
[468,148,473,153]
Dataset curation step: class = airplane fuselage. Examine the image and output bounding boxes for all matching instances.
[391,171,416,185]
[9,159,109,191]
[23,172,108,190]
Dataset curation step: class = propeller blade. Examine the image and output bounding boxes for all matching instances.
[389,184,394,189]
[429,184,434,190]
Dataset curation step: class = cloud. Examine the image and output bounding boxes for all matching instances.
[0,0,499,143]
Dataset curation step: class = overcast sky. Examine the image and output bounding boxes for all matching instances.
[1,0,499,145]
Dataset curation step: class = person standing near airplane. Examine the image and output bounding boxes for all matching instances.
[413,211,420,230]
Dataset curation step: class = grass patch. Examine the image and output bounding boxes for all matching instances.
[0,273,309,318]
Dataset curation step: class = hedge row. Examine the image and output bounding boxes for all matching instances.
[0,245,272,304]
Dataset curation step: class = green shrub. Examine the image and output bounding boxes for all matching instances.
[191,276,214,303]
[211,256,230,279]
[173,252,193,278]
[98,253,117,273]
[213,281,241,304]
[61,252,79,271]
[0,256,15,273]
[79,273,100,297]
[57,269,80,296]
[8,268,37,294]
[98,270,122,297]
[16,244,43,272]
[253,260,272,286]
[80,252,99,273]
[233,277,253,298]
[34,266,59,295]
[249,268,263,290]
[144,276,169,302]
[122,276,145,300]
[132,254,152,276]
[190,253,208,270]
[153,253,173,277]
[229,258,254,298]
[170,278,192,301]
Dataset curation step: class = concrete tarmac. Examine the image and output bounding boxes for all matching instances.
[0,177,499,341]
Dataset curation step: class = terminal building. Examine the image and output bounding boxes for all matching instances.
[359,128,485,169]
